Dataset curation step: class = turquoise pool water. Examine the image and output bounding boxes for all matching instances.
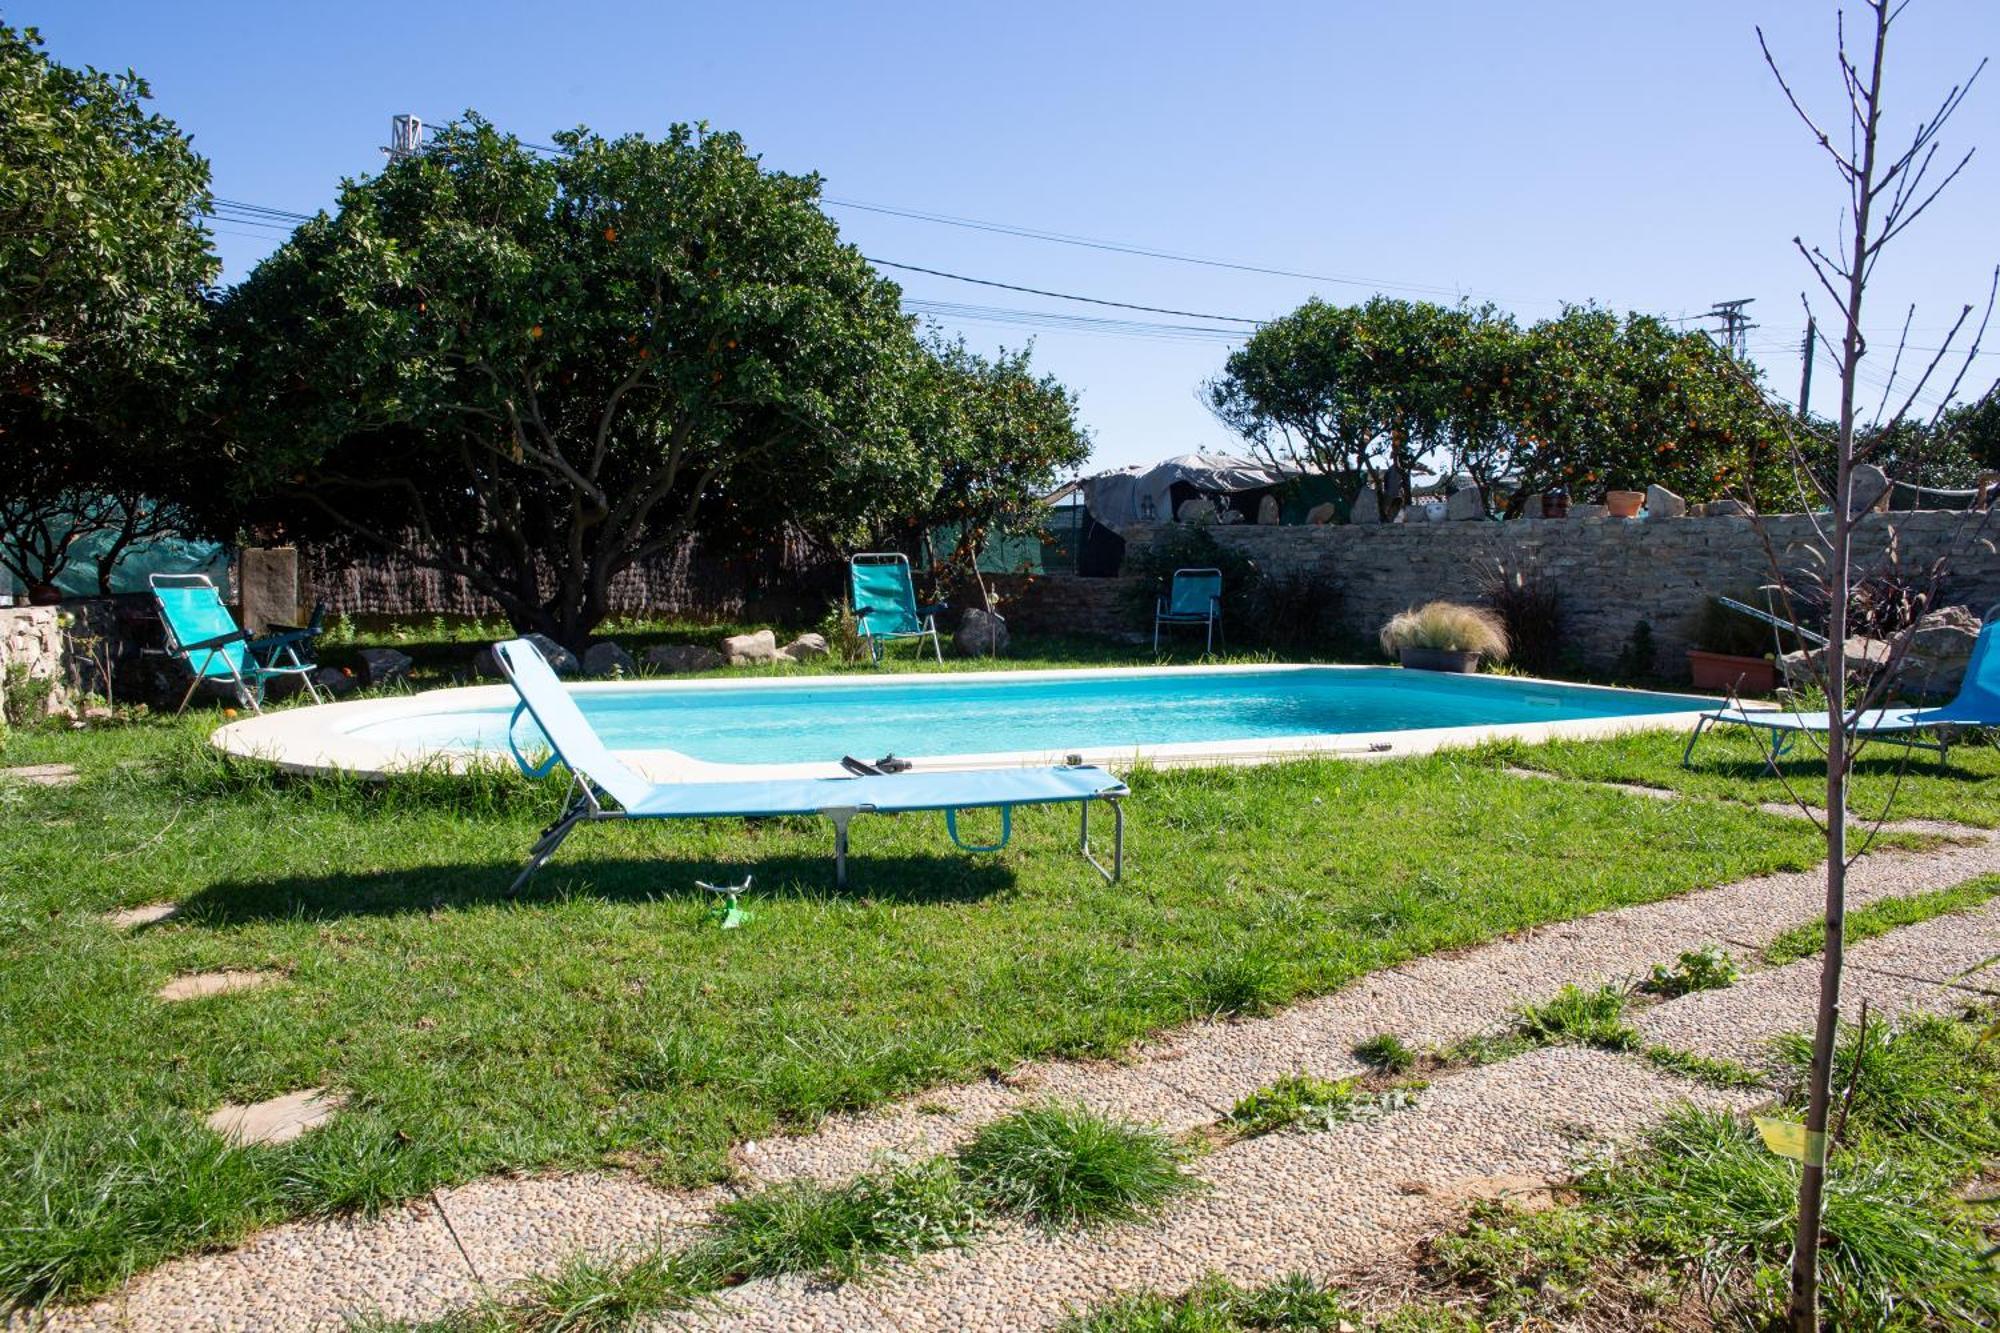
[341,668,1712,766]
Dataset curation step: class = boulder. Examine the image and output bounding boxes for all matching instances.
[1848,463,1891,517]
[781,633,830,661]
[1898,605,1981,695]
[954,608,1010,657]
[472,634,577,679]
[1570,503,1608,519]
[1256,495,1282,525]
[1349,486,1381,524]
[1644,484,1687,518]
[354,647,413,688]
[1780,635,1897,689]
[312,665,358,699]
[644,643,726,674]
[1304,501,1340,525]
[582,641,637,678]
[1444,487,1485,521]
[1699,498,1754,517]
[720,628,780,666]
[1176,496,1217,524]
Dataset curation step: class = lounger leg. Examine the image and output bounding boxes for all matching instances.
[827,808,856,889]
[510,807,585,893]
[1681,716,1711,769]
[931,622,943,665]
[1080,798,1123,884]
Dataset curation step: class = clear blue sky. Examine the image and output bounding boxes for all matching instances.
[26,1,2000,471]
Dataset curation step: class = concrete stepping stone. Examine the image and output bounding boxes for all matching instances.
[1,762,79,785]
[103,902,178,929]
[156,970,277,1003]
[206,1088,346,1147]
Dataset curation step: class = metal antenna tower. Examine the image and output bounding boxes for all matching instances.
[384,114,424,163]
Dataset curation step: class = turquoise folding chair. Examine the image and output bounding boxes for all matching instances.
[1154,567,1223,653]
[150,573,325,713]
[849,553,946,663]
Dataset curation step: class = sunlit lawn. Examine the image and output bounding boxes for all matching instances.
[0,643,1869,1307]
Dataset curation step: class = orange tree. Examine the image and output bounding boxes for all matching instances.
[1504,305,1786,509]
[214,118,1043,650]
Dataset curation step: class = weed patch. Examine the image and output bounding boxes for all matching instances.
[1638,945,1739,998]
[957,1104,1195,1229]
[1763,876,2000,965]
[1511,984,1637,1051]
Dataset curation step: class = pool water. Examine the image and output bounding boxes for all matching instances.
[341,667,1711,766]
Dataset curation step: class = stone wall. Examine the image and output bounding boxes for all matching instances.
[978,573,1147,638]
[1123,509,2000,676]
[0,606,69,717]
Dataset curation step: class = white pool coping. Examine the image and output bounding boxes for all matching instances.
[210,663,1742,782]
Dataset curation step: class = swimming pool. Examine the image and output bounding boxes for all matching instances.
[213,664,1722,780]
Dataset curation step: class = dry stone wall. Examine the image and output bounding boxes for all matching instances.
[1124,509,2000,676]
[0,606,69,715]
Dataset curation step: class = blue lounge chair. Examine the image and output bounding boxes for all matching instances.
[492,638,1128,890]
[1155,567,1224,653]
[1683,616,2000,768]
[849,553,946,663]
[151,573,325,713]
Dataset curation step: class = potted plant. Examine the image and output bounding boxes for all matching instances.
[1379,601,1510,673]
[1604,489,1645,518]
[1685,595,1780,693]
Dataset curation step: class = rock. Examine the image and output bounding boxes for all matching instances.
[1700,498,1754,517]
[780,632,830,661]
[1515,493,1544,520]
[1444,487,1485,521]
[1848,463,1891,516]
[1780,635,1897,689]
[1898,605,1981,695]
[1176,496,1216,524]
[1644,484,1687,518]
[955,608,1010,657]
[644,643,726,674]
[1215,506,1246,524]
[1257,495,1282,525]
[472,634,577,679]
[1305,502,1340,525]
[311,665,358,698]
[720,628,780,666]
[354,647,413,688]
[1570,503,1608,519]
[581,641,637,678]
[1349,485,1381,524]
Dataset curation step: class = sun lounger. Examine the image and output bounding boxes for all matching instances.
[492,638,1128,889]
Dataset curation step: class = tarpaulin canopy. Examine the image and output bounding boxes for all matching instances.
[1081,453,1307,526]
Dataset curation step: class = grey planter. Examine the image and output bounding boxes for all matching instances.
[1399,647,1482,673]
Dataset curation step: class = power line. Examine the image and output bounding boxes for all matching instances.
[868,259,1262,324]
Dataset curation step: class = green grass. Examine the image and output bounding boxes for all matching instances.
[1639,1045,1769,1090]
[1221,1073,1421,1139]
[1351,1032,1417,1074]
[1763,875,2000,965]
[690,1156,976,1284]
[1510,984,1638,1051]
[956,1103,1195,1229]
[0,665,1842,1307]
[1056,1271,1361,1331]
[1480,726,2000,828]
[1638,945,1739,998]
[348,1246,708,1332]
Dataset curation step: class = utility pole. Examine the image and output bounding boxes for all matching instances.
[1797,314,1816,416]
[383,114,424,163]
[1705,297,1758,360]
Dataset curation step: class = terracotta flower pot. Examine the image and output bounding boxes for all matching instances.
[1687,649,1777,694]
[1399,647,1482,673]
[1605,490,1645,518]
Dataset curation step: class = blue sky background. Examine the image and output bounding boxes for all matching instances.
[25,1,2000,472]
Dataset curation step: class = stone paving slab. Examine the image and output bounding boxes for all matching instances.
[1,762,79,786]
[206,1088,346,1147]
[156,970,278,1002]
[1633,897,2000,1066]
[101,901,178,929]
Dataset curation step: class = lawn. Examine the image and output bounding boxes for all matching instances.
[1481,725,2000,829]
[0,642,1856,1307]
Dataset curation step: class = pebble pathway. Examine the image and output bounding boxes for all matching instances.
[32,829,2000,1331]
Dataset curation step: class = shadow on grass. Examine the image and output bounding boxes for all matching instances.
[169,849,1019,926]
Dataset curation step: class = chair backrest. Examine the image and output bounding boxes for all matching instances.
[850,553,921,635]
[150,574,248,679]
[493,639,654,811]
[1943,620,2000,718]
[1168,568,1223,618]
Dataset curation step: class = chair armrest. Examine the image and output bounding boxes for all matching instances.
[180,629,252,654]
